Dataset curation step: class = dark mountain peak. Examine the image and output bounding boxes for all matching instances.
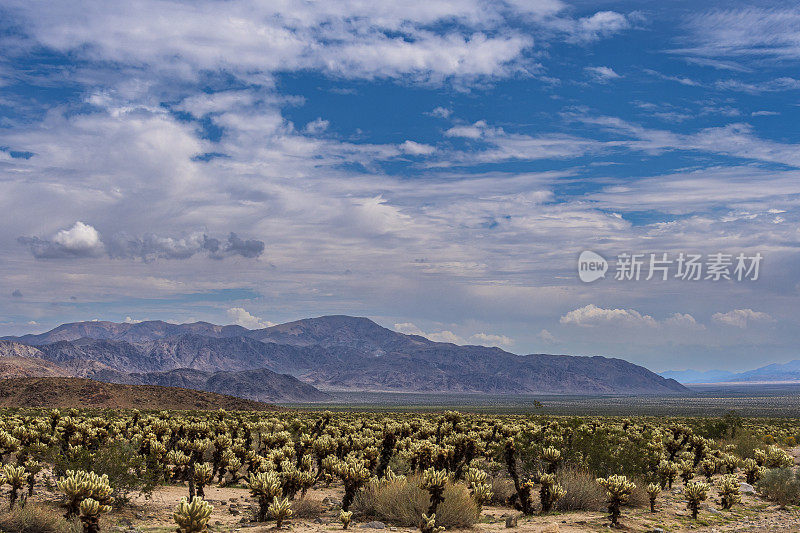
[251,314,427,355]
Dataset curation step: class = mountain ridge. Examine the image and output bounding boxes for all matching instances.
[3,315,686,395]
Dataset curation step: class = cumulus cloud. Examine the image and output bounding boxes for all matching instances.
[18,221,105,259]
[712,309,773,328]
[226,307,274,329]
[468,332,514,347]
[560,304,658,327]
[393,322,512,347]
[20,223,264,261]
[567,11,633,43]
[399,140,436,156]
[123,316,143,324]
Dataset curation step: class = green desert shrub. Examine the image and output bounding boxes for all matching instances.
[353,475,478,529]
[51,440,159,504]
[0,503,81,533]
[756,468,800,507]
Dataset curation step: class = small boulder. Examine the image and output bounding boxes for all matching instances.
[505,515,518,528]
[361,521,386,529]
[740,482,756,494]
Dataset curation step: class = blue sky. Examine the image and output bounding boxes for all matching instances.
[1,0,800,372]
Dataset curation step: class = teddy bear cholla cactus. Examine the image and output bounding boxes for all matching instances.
[339,510,353,530]
[465,467,493,512]
[248,471,282,522]
[193,463,213,499]
[537,472,565,514]
[420,513,445,533]
[57,470,113,518]
[742,458,765,484]
[646,483,660,513]
[684,481,709,519]
[597,474,636,527]
[269,496,293,528]
[174,496,213,533]
[1,464,28,510]
[718,474,741,510]
[80,497,112,533]
[420,467,448,515]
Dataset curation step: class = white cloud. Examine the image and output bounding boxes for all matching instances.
[304,118,330,134]
[123,316,143,324]
[468,332,514,347]
[17,221,105,259]
[393,322,511,347]
[567,11,633,43]
[428,106,452,118]
[560,304,658,328]
[712,309,773,328]
[537,329,557,344]
[226,307,274,329]
[584,66,621,83]
[399,140,436,156]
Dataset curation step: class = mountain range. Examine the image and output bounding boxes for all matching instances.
[1,315,687,400]
[662,360,800,384]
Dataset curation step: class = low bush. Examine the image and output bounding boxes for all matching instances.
[554,466,604,511]
[0,503,81,533]
[292,497,326,519]
[756,468,800,507]
[353,475,478,528]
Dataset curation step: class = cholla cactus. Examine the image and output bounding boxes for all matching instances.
[597,474,636,527]
[678,460,695,484]
[1,464,28,510]
[420,513,445,533]
[420,468,448,515]
[537,472,565,514]
[193,463,213,499]
[742,458,765,484]
[57,470,113,518]
[700,458,716,481]
[658,460,678,489]
[339,510,353,530]
[720,453,739,474]
[79,497,112,533]
[646,483,661,513]
[248,471,282,522]
[541,446,562,474]
[174,496,213,533]
[268,496,293,529]
[764,445,794,468]
[337,459,371,511]
[24,458,42,497]
[718,474,741,510]
[684,481,709,519]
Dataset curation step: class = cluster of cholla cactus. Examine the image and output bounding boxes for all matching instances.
[1,406,800,531]
[597,475,636,527]
[80,497,112,533]
[57,470,113,518]
[339,510,353,530]
[174,496,213,532]
[420,513,445,533]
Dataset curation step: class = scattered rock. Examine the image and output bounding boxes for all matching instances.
[741,482,756,494]
[505,515,518,528]
[361,521,386,529]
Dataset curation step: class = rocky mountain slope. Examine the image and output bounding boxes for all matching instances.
[0,377,274,410]
[4,316,686,395]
